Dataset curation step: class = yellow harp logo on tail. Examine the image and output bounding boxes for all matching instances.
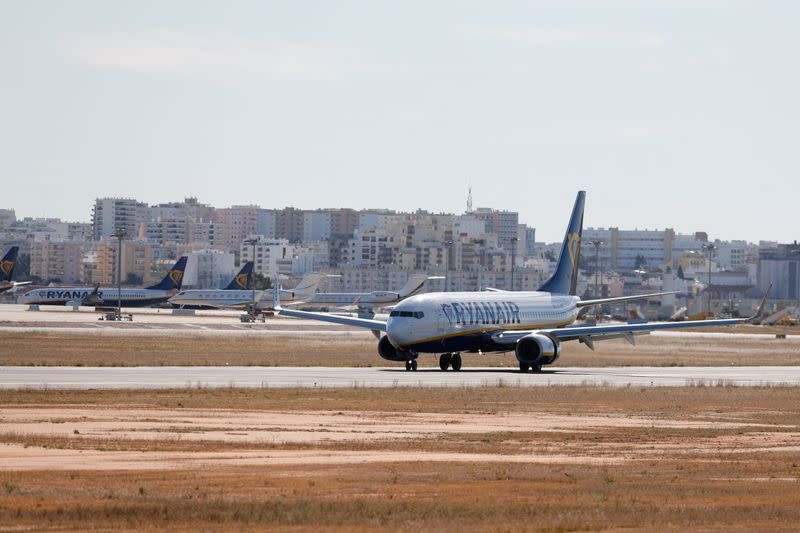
[0,260,13,278]
[168,269,184,286]
[235,273,248,289]
[566,233,581,267]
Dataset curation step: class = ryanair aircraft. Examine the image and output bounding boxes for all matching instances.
[0,247,30,294]
[168,271,323,310]
[165,261,255,309]
[276,191,769,372]
[19,256,188,307]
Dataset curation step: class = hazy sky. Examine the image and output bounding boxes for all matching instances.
[1,1,798,242]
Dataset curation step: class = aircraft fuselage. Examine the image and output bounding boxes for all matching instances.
[386,291,580,354]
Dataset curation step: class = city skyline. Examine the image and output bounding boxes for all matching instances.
[2,1,798,243]
[0,194,790,246]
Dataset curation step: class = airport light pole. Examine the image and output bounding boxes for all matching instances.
[703,243,716,316]
[111,228,126,320]
[587,240,603,299]
[510,237,518,291]
[245,238,258,319]
[444,240,453,292]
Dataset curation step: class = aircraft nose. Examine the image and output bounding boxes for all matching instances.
[386,318,412,347]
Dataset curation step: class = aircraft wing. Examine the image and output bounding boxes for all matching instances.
[276,307,387,331]
[577,291,678,308]
[494,286,771,349]
[492,316,744,347]
[273,274,386,331]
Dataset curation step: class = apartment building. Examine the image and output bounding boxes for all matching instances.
[30,239,85,283]
[91,198,148,241]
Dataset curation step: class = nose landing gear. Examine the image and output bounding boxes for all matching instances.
[405,359,418,371]
[438,353,462,371]
[519,363,543,373]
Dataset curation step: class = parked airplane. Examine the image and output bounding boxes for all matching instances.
[19,256,188,307]
[275,191,769,372]
[291,274,444,314]
[163,261,255,309]
[168,272,324,310]
[0,247,30,294]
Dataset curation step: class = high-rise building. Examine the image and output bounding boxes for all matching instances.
[217,205,261,253]
[758,242,800,299]
[274,207,304,243]
[91,198,148,241]
[473,208,519,253]
[30,239,85,283]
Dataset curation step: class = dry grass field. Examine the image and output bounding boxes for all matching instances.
[1,325,798,367]
[1,386,800,531]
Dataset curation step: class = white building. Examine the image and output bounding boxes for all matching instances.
[91,198,149,241]
[183,250,236,289]
[240,237,295,276]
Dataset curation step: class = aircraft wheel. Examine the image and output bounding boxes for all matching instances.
[532,364,543,373]
[405,360,412,371]
[439,353,452,371]
[451,353,462,371]
[411,359,418,371]
[519,362,530,373]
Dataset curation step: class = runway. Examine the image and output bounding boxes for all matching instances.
[2,366,799,389]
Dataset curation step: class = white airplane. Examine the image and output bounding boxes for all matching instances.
[292,274,444,314]
[274,191,770,372]
[0,247,31,294]
[168,272,324,310]
[19,257,188,307]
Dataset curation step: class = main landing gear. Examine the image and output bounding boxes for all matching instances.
[438,353,462,371]
[519,362,543,373]
[405,359,418,371]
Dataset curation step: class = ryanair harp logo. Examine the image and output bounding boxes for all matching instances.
[169,269,184,286]
[567,233,581,266]
[235,273,249,289]
[0,260,13,278]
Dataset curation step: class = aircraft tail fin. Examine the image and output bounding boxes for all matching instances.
[0,246,19,282]
[398,274,430,298]
[224,261,253,290]
[538,191,585,296]
[146,256,188,291]
[290,273,323,297]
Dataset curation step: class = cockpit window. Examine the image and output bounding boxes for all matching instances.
[389,310,424,319]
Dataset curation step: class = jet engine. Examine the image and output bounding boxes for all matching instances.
[378,335,413,362]
[515,333,561,366]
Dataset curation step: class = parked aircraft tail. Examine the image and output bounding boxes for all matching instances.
[146,256,188,291]
[224,261,253,290]
[0,246,19,282]
[289,273,323,298]
[538,191,585,296]
[397,274,444,298]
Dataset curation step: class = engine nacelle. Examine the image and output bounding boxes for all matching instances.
[378,335,413,362]
[515,333,561,366]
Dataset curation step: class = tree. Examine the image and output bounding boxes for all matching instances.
[677,265,685,280]
[252,272,272,290]
[634,254,647,270]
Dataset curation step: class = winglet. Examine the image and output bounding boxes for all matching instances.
[748,284,772,324]
[272,274,282,311]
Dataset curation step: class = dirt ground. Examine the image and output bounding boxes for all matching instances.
[1,325,798,367]
[1,386,800,531]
